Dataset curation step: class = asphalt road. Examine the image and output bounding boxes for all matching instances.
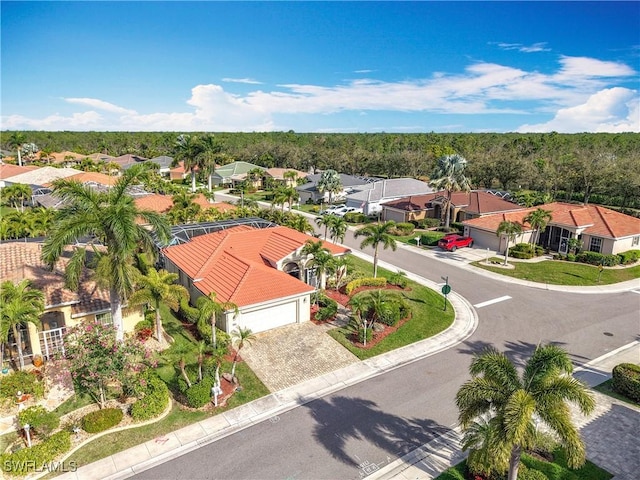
[133,205,639,480]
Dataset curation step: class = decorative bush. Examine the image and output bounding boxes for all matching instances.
[179,298,200,323]
[419,232,445,246]
[358,327,373,344]
[185,377,214,408]
[617,249,640,265]
[417,217,441,229]
[378,302,403,326]
[81,407,124,433]
[0,430,71,476]
[612,363,640,402]
[196,322,231,349]
[314,294,338,321]
[136,327,153,341]
[387,272,408,288]
[0,370,44,400]
[508,243,542,259]
[518,464,549,480]
[135,317,154,332]
[130,370,170,421]
[393,222,415,235]
[344,212,367,223]
[575,251,619,266]
[17,406,59,438]
[345,277,387,296]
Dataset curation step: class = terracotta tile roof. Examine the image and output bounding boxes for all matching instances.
[44,171,117,187]
[0,163,39,180]
[162,225,350,307]
[464,202,640,239]
[134,194,237,214]
[0,242,110,316]
[49,151,85,164]
[264,168,308,180]
[384,190,521,215]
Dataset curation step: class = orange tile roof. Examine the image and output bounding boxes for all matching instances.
[134,194,237,214]
[464,202,640,239]
[0,242,110,316]
[0,163,39,180]
[44,171,117,187]
[162,225,350,307]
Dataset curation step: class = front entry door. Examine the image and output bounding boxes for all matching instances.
[559,235,569,254]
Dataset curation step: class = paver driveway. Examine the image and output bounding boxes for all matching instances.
[240,321,359,392]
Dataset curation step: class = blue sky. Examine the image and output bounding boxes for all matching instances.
[2,1,638,133]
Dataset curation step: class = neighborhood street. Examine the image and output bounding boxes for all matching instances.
[131,211,639,480]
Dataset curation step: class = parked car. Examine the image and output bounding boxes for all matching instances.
[333,206,363,217]
[438,234,474,251]
[319,204,345,215]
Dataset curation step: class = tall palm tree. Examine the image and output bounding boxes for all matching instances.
[315,214,335,241]
[524,208,553,246]
[42,164,171,342]
[230,327,255,378]
[496,220,523,266]
[283,169,299,187]
[347,293,370,346]
[196,292,238,350]
[354,221,398,278]
[199,134,222,193]
[317,169,342,205]
[174,134,203,192]
[272,186,290,213]
[0,280,44,370]
[301,240,333,291]
[3,184,32,212]
[287,214,314,234]
[456,344,595,480]
[129,267,189,344]
[7,132,26,167]
[328,216,347,244]
[429,154,471,229]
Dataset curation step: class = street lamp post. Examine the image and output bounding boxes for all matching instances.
[24,423,31,448]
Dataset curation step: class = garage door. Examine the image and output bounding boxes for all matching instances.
[238,301,298,333]
[468,228,500,251]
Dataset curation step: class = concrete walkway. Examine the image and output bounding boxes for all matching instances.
[39,210,640,479]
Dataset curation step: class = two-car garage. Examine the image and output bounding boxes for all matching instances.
[224,296,311,334]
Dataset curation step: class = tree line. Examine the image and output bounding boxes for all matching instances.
[2,131,639,209]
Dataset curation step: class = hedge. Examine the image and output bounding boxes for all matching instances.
[419,232,445,246]
[0,430,71,476]
[130,370,170,421]
[185,376,214,408]
[81,407,124,433]
[575,251,619,266]
[179,298,200,323]
[393,222,415,235]
[17,406,59,438]
[617,249,640,265]
[345,277,387,296]
[612,363,640,402]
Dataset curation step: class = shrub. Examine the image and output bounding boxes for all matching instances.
[81,407,124,433]
[393,222,415,235]
[508,243,538,259]
[450,222,464,232]
[617,249,640,265]
[344,212,367,223]
[378,302,402,326]
[185,377,214,408]
[419,217,441,229]
[566,253,576,262]
[358,327,373,344]
[387,272,408,288]
[575,251,619,267]
[178,298,200,323]
[612,363,640,402]
[345,277,387,296]
[0,371,44,400]
[135,318,153,332]
[17,406,59,438]
[136,327,153,341]
[518,464,548,480]
[0,430,71,476]
[419,231,445,246]
[130,370,170,422]
[315,295,338,321]
[196,322,231,349]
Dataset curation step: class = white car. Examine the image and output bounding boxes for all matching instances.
[320,205,344,215]
[333,206,362,217]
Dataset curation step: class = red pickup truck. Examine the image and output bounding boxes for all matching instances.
[438,234,474,251]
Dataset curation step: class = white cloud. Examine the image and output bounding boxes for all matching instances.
[4,55,637,132]
[221,77,263,84]
[64,97,137,115]
[517,87,640,133]
[496,42,550,53]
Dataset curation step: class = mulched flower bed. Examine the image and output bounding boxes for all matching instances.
[350,314,412,349]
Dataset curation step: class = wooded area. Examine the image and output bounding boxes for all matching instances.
[2,131,639,209]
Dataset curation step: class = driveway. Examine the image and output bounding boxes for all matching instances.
[240,320,359,392]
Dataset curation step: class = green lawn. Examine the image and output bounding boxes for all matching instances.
[473,259,640,286]
[594,379,640,407]
[328,255,454,359]
[435,449,612,480]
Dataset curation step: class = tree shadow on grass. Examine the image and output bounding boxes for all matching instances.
[302,395,449,467]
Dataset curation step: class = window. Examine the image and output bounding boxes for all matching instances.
[633,236,640,247]
[96,312,113,326]
[589,237,602,253]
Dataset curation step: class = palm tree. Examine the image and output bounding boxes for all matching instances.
[272,186,290,213]
[3,184,32,212]
[354,221,398,278]
[456,344,595,480]
[168,191,201,224]
[230,327,255,378]
[41,164,171,342]
[317,169,342,205]
[283,170,299,187]
[287,214,314,234]
[129,267,189,344]
[524,208,552,246]
[315,214,335,241]
[198,134,222,193]
[196,292,238,350]
[347,294,370,346]
[429,154,471,229]
[328,216,347,244]
[301,240,333,291]
[7,132,26,167]
[0,280,44,370]
[496,220,523,266]
[196,340,207,382]
[174,134,203,192]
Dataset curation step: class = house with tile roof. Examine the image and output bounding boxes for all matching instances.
[463,202,640,255]
[382,190,522,224]
[161,225,350,334]
[133,193,236,215]
[0,242,143,363]
[264,168,308,187]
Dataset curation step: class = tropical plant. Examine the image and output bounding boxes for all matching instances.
[429,154,471,229]
[7,131,26,166]
[315,214,334,241]
[272,186,290,212]
[174,134,203,192]
[230,327,255,378]
[287,214,314,234]
[328,255,350,291]
[168,190,201,224]
[328,215,348,244]
[455,344,595,480]
[496,220,523,266]
[347,294,370,346]
[41,164,171,341]
[1,184,32,212]
[301,240,333,291]
[317,169,342,205]
[199,133,222,192]
[196,292,238,350]
[524,208,552,246]
[129,267,189,344]
[354,221,398,278]
[0,280,44,370]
